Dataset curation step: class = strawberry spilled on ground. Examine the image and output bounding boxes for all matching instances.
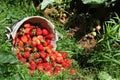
[13,23,75,76]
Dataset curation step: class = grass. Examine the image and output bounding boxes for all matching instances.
[0,0,120,80]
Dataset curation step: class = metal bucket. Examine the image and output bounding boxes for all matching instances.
[6,16,62,50]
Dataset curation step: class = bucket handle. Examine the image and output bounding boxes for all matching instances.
[5,27,12,40]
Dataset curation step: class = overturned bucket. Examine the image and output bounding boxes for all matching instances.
[6,16,62,50]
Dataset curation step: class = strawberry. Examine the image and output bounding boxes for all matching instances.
[61,52,67,58]
[64,59,72,64]
[55,52,62,57]
[96,25,101,31]
[48,44,53,49]
[37,35,43,41]
[24,23,31,28]
[46,39,51,45]
[21,35,28,44]
[24,51,30,58]
[40,51,46,58]
[36,59,43,65]
[42,28,49,36]
[25,27,31,34]
[62,62,70,69]
[24,47,32,51]
[19,57,26,62]
[70,69,76,74]
[45,34,53,40]
[32,36,38,41]
[56,56,63,63]
[45,47,52,54]
[43,63,52,71]
[18,47,24,51]
[32,36,40,45]
[42,41,48,47]
[36,27,42,35]
[31,41,37,47]
[29,56,35,62]
[52,61,56,67]
[37,64,44,71]
[46,70,53,76]
[16,52,22,59]
[26,34,31,40]
[29,28,36,36]
[30,60,36,70]
[50,55,56,61]
[16,38,24,47]
[35,52,40,59]
[30,69,34,76]
[32,47,38,52]
[54,66,62,74]
[37,44,44,51]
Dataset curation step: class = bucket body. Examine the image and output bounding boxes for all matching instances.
[6,16,61,50]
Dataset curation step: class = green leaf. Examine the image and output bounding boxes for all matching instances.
[0,50,18,64]
[41,0,54,10]
[82,0,107,4]
[98,71,116,80]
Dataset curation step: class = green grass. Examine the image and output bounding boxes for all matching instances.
[0,0,120,80]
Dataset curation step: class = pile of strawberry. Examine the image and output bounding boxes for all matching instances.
[13,23,75,76]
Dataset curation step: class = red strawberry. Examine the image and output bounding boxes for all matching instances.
[26,34,31,40]
[46,39,51,45]
[45,34,53,40]
[24,23,31,28]
[32,36,40,45]
[37,64,44,71]
[50,55,56,61]
[19,57,26,62]
[52,61,56,67]
[16,38,24,47]
[18,47,24,51]
[25,27,31,34]
[31,41,37,47]
[45,47,52,54]
[42,29,49,36]
[16,52,22,59]
[24,51,30,58]
[30,60,36,70]
[40,51,46,58]
[54,66,62,74]
[61,52,67,58]
[70,69,76,74]
[48,44,53,49]
[56,56,63,63]
[37,35,43,41]
[37,44,44,51]
[36,59,43,65]
[32,36,38,41]
[42,41,48,47]
[55,52,62,57]
[32,47,38,52]
[64,59,72,64]
[43,63,52,71]
[29,28,36,36]
[62,62,70,69]
[21,35,28,44]
[36,27,42,35]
